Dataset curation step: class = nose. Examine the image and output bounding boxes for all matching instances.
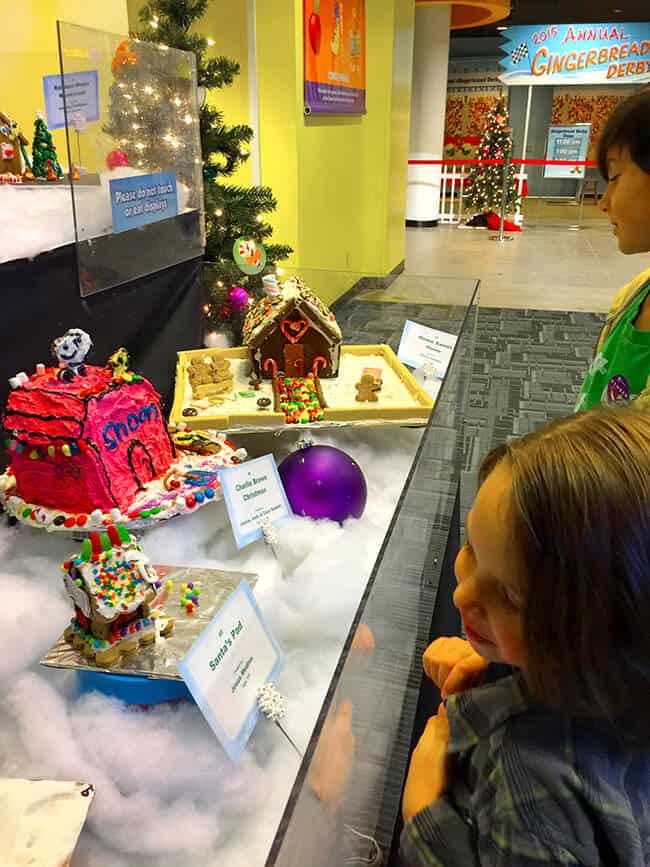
[453,579,477,611]
[598,188,610,214]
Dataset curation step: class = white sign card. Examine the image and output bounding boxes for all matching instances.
[397,321,458,378]
[42,70,99,130]
[178,580,284,762]
[219,454,291,549]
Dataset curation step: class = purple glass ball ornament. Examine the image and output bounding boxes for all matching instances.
[279,444,367,523]
[228,285,250,312]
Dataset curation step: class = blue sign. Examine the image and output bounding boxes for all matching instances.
[43,71,99,130]
[500,23,650,85]
[109,171,178,234]
[544,125,592,179]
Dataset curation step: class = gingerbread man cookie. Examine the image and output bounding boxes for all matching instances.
[355,373,382,403]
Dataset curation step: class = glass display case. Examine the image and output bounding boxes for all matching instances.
[57,21,205,295]
[0,272,478,867]
[265,273,479,866]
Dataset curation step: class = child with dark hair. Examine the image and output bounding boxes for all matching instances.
[576,89,650,411]
[401,407,650,866]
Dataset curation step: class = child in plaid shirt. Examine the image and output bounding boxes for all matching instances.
[401,407,650,866]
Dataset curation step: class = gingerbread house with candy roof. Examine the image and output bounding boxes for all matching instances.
[2,355,174,518]
[62,525,172,667]
[243,278,342,380]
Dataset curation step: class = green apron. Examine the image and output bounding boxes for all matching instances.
[576,284,650,412]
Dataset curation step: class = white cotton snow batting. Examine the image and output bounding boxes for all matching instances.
[0,574,70,682]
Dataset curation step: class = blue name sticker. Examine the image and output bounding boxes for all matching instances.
[43,71,100,130]
[109,171,178,234]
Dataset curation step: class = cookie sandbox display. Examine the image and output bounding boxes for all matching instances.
[171,278,434,432]
[0,329,246,532]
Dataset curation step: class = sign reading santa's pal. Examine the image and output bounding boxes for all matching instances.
[500,23,650,85]
[179,580,284,762]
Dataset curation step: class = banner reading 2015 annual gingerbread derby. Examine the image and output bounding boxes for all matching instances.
[304,0,365,114]
[501,22,650,85]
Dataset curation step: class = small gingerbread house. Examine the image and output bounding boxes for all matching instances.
[242,278,342,380]
[0,111,28,178]
[3,364,174,514]
[62,526,159,642]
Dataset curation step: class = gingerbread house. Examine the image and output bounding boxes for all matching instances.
[2,364,174,514]
[62,526,171,666]
[0,110,28,178]
[242,278,342,380]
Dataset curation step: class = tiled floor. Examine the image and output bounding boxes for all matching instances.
[399,205,650,313]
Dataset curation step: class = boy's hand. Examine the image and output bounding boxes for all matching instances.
[423,636,488,698]
[402,704,450,823]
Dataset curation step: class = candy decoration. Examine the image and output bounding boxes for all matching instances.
[179,582,200,615]
[279,444,367,523]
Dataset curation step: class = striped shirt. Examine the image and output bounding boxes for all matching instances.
[401,666,650,866]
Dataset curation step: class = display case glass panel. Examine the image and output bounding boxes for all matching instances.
[265,273,480,867]
[57,21,205,296]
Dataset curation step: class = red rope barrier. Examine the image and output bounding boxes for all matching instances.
[408,158,598,167]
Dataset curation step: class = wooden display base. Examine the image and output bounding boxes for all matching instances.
[170,345,434,433]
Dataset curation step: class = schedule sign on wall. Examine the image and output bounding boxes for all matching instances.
[304,0,366,114]
[544,124,592,179]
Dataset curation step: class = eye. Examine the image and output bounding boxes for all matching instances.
[608,174,620,183]
[499,584,521,611]
[0,127,6,135]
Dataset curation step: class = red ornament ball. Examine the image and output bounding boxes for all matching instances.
[106,149,129,171]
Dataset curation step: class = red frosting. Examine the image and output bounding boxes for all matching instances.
[3,365,174,513]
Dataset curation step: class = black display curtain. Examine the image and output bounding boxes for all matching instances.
[0,243,202,468]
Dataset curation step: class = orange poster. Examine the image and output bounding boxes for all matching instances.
[304,0,366,114]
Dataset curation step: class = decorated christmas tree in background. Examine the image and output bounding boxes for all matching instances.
[32,111,63,179]
[464,97,519,216]
[106,0,292,341]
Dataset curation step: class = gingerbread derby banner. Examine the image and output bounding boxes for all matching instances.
[304,0,366,114]
[500,22,650,85]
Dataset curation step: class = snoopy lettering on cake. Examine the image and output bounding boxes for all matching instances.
[51,328,93,382]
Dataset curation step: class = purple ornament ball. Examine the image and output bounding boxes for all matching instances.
[279,445,367,523]
[228,285,250,312]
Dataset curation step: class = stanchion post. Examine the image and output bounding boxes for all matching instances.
[499,150,511,241]
[490,150,514,243]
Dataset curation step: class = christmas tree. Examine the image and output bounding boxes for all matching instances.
[464,97,519,215]
[32,111,63,179]
[107,0,292,340]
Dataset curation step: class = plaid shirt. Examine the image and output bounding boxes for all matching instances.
[401,666,650,866]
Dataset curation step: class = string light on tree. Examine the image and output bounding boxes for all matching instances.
[109,0,292,342]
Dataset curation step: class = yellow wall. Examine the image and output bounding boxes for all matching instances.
[257,0,415,305]
[128,0,252,186]
[4,1,129,168]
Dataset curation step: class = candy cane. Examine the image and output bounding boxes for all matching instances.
[263,358,278,377]
[312,356,327,376]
